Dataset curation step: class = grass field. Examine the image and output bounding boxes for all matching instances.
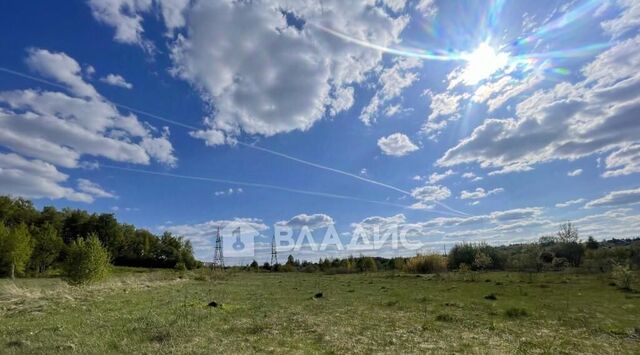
[1,269,639,354]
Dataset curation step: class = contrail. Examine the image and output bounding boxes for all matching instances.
[100,164,462,216]
[0,67,469,216]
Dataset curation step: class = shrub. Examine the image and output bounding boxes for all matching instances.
[404,254,447,274]
[611,263,633,290]
[552,257,570,269]
[449,243,504,270]
[473,251,492,271]
[551,242,584,266]
[448,243,476,269]
[63,234,111,285]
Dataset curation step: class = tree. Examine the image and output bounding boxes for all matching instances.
[557,222,579,243]
[63,234,111,285]
[473,251,492,271]
[30,223,64,274]
[586,236,599,250]
[0,223,33,279]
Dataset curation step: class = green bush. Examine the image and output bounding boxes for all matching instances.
[611,263,634,290]
[449,243,504,270]
[63,234,111,285]
[404,254,447,274]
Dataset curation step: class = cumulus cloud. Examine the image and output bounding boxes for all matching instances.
[421,91,467,137]
[428,169,455,184]
[100,73,133,89]
[0,49,176,169]
[77,178,117,198]
[461,172,483,181]
[378,133,419,157]
[460,187,504,200]
[415,0,437,18]
[26,48,99,98]
[410,184,451,205]
[437,35,640,177]
[276,213,335,230]
[601,0,640,38]
[360,57,422,125]
[0,153,93,202]
[89,1,410,144]
[585,187,640,208]
[0,48,177,203]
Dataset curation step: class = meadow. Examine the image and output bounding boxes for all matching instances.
[1,269,639,354]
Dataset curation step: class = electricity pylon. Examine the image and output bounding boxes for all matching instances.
[212,227,224,269]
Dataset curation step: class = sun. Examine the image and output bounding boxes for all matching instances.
[461,43,509,85]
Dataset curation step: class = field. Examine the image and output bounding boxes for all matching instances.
[1,269,639,354]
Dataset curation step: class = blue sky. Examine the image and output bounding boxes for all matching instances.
[1,0,639,263]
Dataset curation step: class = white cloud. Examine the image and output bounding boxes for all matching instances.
[460,187,504,200]
[602,143,640,177]
[382,0,407,13]
[26,48,98,98]
[87,0,154,47]
[601,0,640,38]
[415,0,437,18]
[428,169,455,184]
[567,168,583,177]
[360,57,422,125]
[555,198,586,208]
[77,178,117,198]
[164,1,408,143]
[0,49,176,169]
[377,133,419,157]
[410,184,451,204]
[461,172,483,181]
[585,187,640,208]
[276,213,335,230]
[214,187,243,196]
[437,35,640,177]
[0,153,93,202]
[100,73,133,89]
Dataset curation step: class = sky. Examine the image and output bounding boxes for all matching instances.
[0,0,639,264]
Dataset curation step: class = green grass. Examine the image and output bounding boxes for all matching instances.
[1,270,639,354]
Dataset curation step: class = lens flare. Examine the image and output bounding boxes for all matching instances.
[461,43,509,85]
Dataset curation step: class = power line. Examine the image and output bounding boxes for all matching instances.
[0,66,469,216]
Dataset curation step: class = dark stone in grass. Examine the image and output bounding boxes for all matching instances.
[485,279,491,282]
[207,301,219,307]
[435,313,455,322]
[7,340,29,348]
[495,282,503,286]
[484,293,497,300]
[608,282,617,287]
[505,307,529,318]
[314,292,323,299]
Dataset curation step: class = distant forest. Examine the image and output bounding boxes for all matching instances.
[0,196,199,278]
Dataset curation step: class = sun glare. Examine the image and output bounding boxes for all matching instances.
[462,43,509,85]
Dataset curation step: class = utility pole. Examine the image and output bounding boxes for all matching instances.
[213,226,224,269]
[270,234,278,269]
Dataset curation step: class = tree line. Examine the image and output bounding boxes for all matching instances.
[0,196,200,279]
[243,222,640,276]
